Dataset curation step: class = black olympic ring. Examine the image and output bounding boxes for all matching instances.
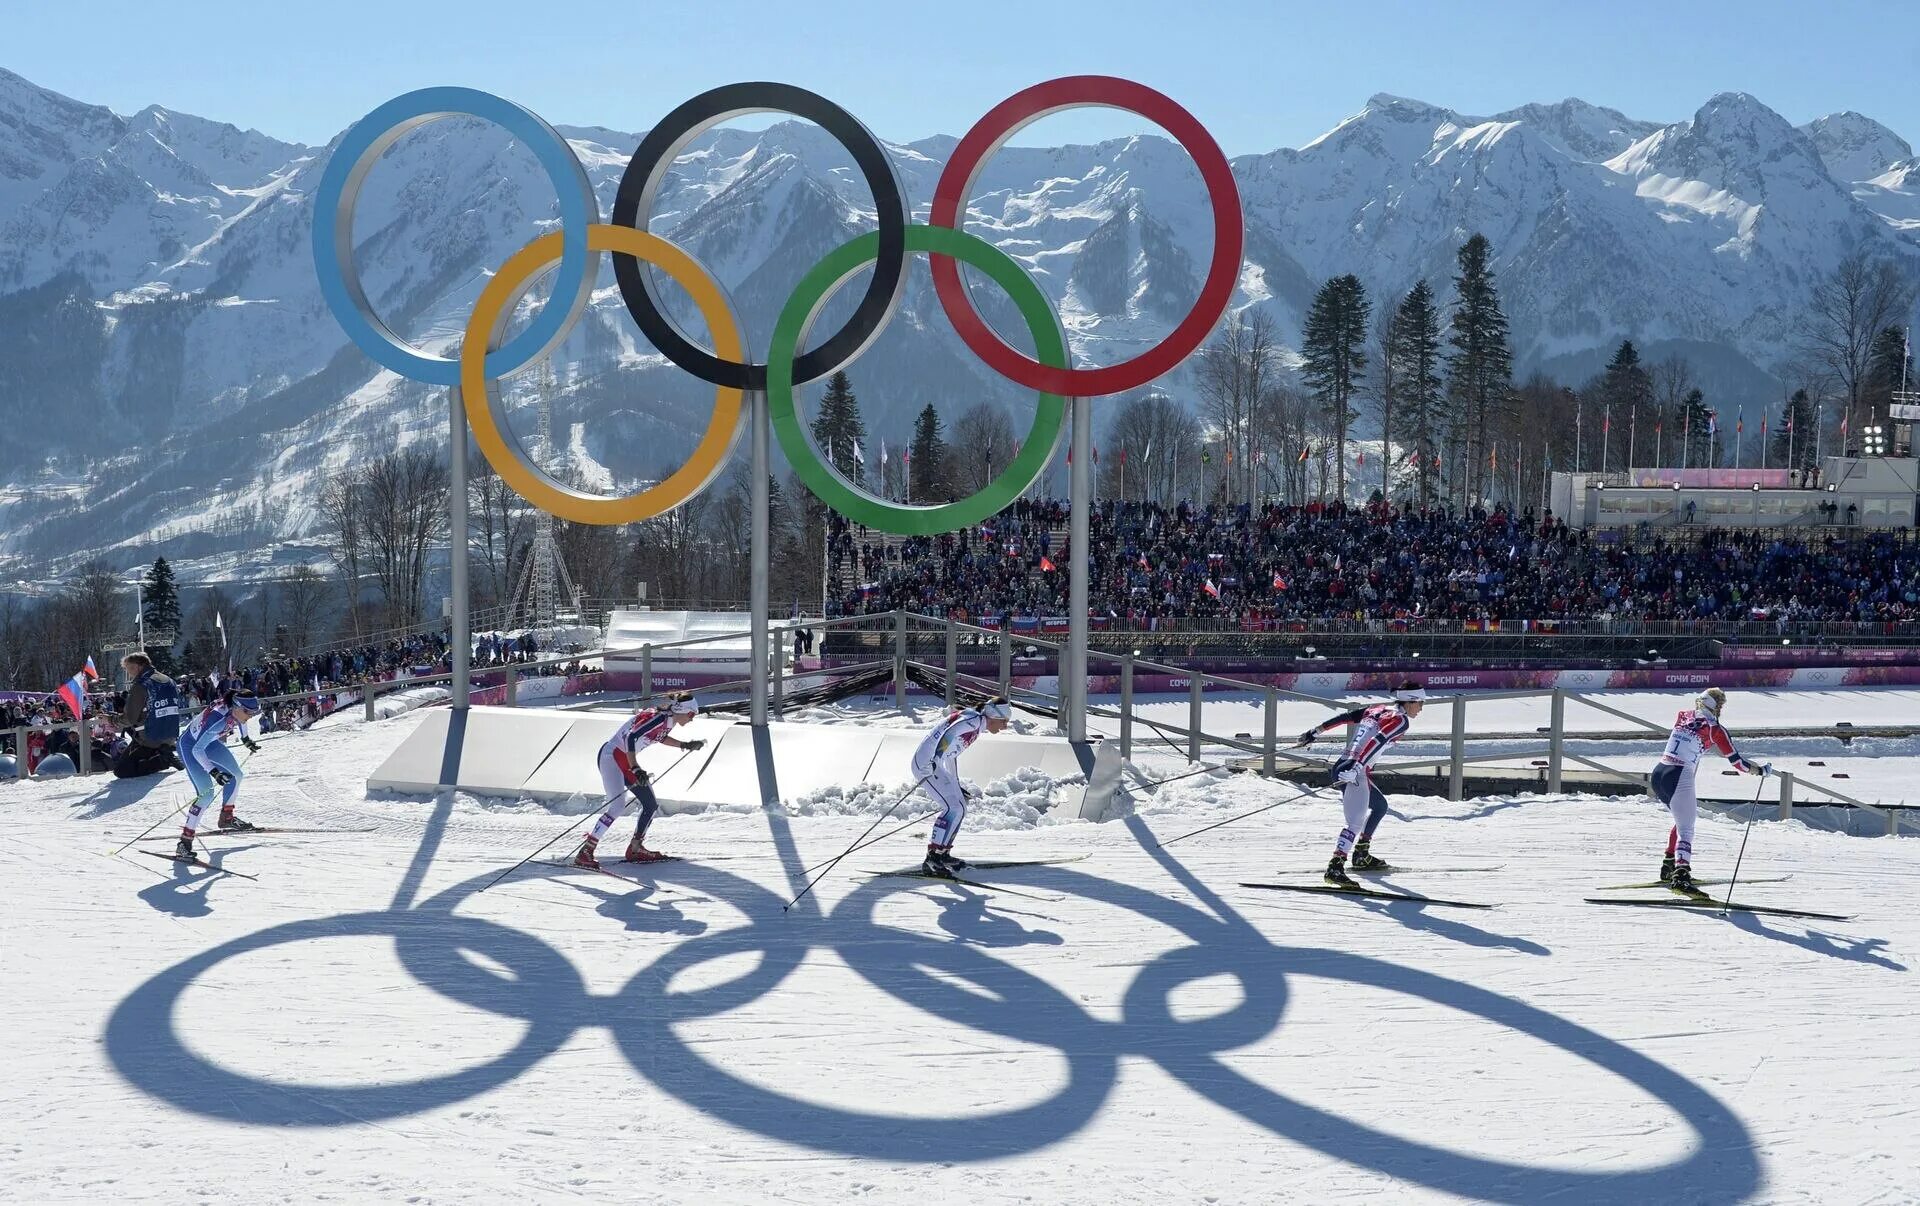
[107,860,1759,1200]
[610,82,909,391]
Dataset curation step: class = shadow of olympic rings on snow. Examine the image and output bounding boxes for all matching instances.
[106,852,1761,1203]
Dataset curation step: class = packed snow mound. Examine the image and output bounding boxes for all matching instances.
[783,765,1084,830]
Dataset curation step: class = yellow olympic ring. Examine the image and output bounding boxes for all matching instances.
[461,224,746,524]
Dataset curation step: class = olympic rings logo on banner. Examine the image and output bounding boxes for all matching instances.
[312,78,1244,534]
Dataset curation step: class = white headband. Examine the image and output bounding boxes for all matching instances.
[669,696,699,717]
[1393,687,1427,703]
[981,700,1012,720]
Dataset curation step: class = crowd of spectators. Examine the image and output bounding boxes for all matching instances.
[831,497,1920,628]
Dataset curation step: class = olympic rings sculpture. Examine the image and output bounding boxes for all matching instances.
[107,856,1758,1198]
[311,77,1244,534]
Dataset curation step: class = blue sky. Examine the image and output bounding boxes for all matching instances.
[8,0,1918,152]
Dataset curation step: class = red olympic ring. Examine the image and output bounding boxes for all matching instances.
[929,75,1244,398]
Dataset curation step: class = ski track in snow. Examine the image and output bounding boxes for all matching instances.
[5,701,1917,1203]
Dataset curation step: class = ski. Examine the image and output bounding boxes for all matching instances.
[1238,882,1494,909]
[863,869,1061,901]
[961,856,1089,870]
[1352,864,1504,876]
[1594,875,1792,891]
[1583,897,1852,922]
[136,851,259,880]
[138,827,375,840]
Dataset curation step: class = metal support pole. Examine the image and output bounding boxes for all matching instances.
[12,727,27,778]
[749,389,770,727]
[998,627,1012,696]
[944,621,957,709]
[772,629,785,719]
[1263,687,1278,776]
[76,722,91,775]
[1188,677,1203,763]
[1448,694,1466,801]
[1119,652,1134,761]
[1547,688,1565,793]
[364,684,378,724]
[1778,771,1794,821]
[1066,396,1092,743]
[893,610,908,713]
[504,666,517,708]
[640,645,652,700]
[450,386,471,712]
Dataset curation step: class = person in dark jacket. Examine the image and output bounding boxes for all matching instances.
[108,653,186,778]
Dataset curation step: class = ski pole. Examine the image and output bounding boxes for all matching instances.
[1720,769,1771,915]
[1152,781,1325,849]
[798,809,939,876]
[479,746,695,893]
[784,776,929,913]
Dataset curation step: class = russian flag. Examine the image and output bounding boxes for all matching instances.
[83,656,99,680]
[1039,555,1057,572]
[56,670,87,720]
[1202,579,1221,600]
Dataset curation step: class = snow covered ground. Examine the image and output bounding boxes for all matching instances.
[6,700,1918,1203]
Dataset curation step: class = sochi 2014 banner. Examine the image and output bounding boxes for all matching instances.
[1630,468,1793,489]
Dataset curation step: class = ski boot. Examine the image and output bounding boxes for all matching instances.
[217,806,258,832]
[1349,839,1388,872]
[573,837,602,871]
[1324,853,1357,887]
[921,846,958,879]
[1658,854,1676,883]
[175,833,197,860]
[1668,862,1702,896]
[622,839,672,864]
[934,845,969,871]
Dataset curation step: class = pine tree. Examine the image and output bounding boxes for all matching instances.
[1390,281,1443,505]
[810,370,867,484]
[1681,388,1714,468]
[1300,274,1370,497]
[1772,389,1817,471]
[908,404,949,502]
[1444,234,1514,501]
[1600,341,1652,471]
[140,556,181,673]
[1868,324,1909,415]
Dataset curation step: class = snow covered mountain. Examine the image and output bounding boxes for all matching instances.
[1,66,1916,582]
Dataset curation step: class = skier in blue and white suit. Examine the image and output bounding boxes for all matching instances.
[175,691,262,858]
[911,697,1012,877]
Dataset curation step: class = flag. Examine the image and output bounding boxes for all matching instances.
[1201,449,1211,464]
[1761,414,1768,436]
[903,449,911,464]
[1490,446,1498,471]
[1706,411,1718,437]
[1271,571,1286,591]
[56,669,87,720]
[1143,440,1153,463]
[1118,448,1127,465]
[1137,553,1150,571]
[1225,448,1234,465]
[1296,446,1309,463]
[1603,410,1611,434]
[852,441,865,466]
[1039,555,1057,572]
[83,656,99,680]
[1785,412,1793,434]
[880,440,888,468]
[215,611,226,646]
[1202,579,1221,599]
[1093,446,1099,464]
[1736,407,1744,435]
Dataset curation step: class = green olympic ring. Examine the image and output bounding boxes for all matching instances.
[767,224,1068,535]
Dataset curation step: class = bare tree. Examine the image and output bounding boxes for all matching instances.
[1370,306,1398,498]
[361,448,450,628]
[1099,391,1200,503]
[1801,247,1916,446]
[1196,310,1281,504]
[280,565,332,651]
[948,402,1017,496]
[318,468,368,638]
[469,459,531,611]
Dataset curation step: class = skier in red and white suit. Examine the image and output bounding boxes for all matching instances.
[1652,687,1769,893]
[1295,682,1425,885]
[575,693,705,868]
[911,697,1012,878]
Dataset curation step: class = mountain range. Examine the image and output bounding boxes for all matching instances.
[2,65,1917,584]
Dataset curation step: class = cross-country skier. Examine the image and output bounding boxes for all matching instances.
[175,690,263,857]
[1295,682,1426,885]
[911,696,1013,878]
[574,693,705,869]
[1652,687,1769,893]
